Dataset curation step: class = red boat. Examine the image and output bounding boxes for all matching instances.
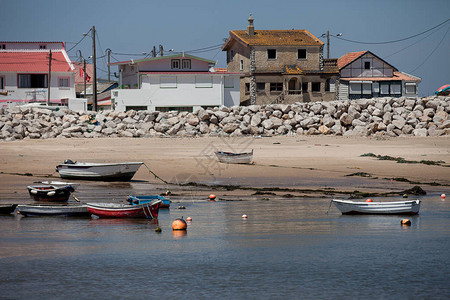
[86,199,162,219]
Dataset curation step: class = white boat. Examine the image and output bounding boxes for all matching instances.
[215,150,253,164]
[36,181,80,190]
[332,199,421,215]
[56,160,143,181]
[17,204,90,217]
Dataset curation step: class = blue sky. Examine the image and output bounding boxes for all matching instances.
[1,0,449,96]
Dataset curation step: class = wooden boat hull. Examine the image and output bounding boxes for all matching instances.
[332,199,421,215]
[0,204,18,214]
[17,204,89,217]
[56,162,143,181]
[215,150,253,164]
[86,200,162,219]
[127,195,170,208]
[27,185,75,202]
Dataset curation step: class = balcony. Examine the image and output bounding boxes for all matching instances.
[323,58,338,67]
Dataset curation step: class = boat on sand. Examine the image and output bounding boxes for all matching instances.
[215,150,253,164]
[17,204,89,217]
[56,160,143,181]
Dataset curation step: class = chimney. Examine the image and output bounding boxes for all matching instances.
[247,14,254,36]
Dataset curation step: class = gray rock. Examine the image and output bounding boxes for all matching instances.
[413,128,427,136]
[339,113,354,126]
[392,116,406,130]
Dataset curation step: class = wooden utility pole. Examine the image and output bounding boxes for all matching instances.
[48,50,52,105]
[107,49,111,82]
[326,30,330,59]
[92,25,97,111]
[83,58,87,98]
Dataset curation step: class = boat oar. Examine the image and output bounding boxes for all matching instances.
[72,195,82,203]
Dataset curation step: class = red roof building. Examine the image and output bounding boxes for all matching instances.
[337,50,421,100]
[0,41,76,105]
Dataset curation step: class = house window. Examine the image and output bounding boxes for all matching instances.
[240,60,244,71]
[267,49,277,59]
[270,82,283,92]
[156,106,193,113]
[256,82,265,92]
[58,77,70,88]
[39,44,47,49]
[405,83,417,94]
[362,82,372,95]
[182,59,191,69]
[195,76,213,88]
[312,82,321,92]
[230,50,234,62]
[302,82,308,92]
[349,83,362,94]
[160,76,177,88]
[171,59,180,69]
[245,83,250,94]
[391,83,401,95]
[298,49,307,59]
[364,61,371,70]
[18,74,48,88]
[0,76,4,89]
[224,77,234,88]
[125,106,148,111]
[380,83,390,95]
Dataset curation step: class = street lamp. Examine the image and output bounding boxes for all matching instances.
[321,31,342,59]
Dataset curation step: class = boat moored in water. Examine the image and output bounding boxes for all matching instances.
[127,195,170,208]
[332,199,421,215]
[17,204,90,217]
[86,199,162,219]
[27,184,75,202]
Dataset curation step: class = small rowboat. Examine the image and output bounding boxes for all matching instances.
[0,204,18,214]
[16,204,90,217]
[86,199,162,219]
[56,160,143,181]
[127,195,170,208]
[215,150,253,164]
[332,199,421,215]
[27,184,75,202]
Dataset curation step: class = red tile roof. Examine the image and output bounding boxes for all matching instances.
[0,51,73,72]
[337,51,367,69]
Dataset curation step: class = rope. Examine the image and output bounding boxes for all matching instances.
[143,163,169,184]
[326,200,333,215]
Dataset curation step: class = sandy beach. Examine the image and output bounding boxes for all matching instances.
[0,136,449,202]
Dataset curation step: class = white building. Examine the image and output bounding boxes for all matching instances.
[110,54,242,112]
[337,51,421,100]
[0,41,76,107]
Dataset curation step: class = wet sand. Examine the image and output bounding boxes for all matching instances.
[0,136,449,202]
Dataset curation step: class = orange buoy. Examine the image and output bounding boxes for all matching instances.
[186,217,192,222]
[209,194,216,201]
[172,218,187,231]
[366,199,373,202]
[401,219,411,226]
[441,194,446,199]
[242,214,248,219]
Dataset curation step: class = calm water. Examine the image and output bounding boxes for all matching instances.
[0,195,449,299]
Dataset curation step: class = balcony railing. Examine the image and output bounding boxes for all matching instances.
[323,58,338,67]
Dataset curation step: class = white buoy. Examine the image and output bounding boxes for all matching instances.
[242,214,248,219]
[47,191,56,196]
[30,189,38,194]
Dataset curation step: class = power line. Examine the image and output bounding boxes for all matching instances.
[409,24,450,73]
[383,24,447,59]
[334,18,450,45]
[66,29,92,52]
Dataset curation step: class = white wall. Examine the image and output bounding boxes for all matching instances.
[0,71,75,104]
[112,74,241,111]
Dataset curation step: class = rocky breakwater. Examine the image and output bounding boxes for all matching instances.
[1,96,449,141]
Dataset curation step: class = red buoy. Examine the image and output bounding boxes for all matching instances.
[209,194,216,201]
[366,199,372,202]
[172,218,187,231]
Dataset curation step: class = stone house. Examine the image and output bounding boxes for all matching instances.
[222,15,339,105]
[337,51,421,100]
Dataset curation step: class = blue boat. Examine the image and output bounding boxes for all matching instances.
[127,195,170,208]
